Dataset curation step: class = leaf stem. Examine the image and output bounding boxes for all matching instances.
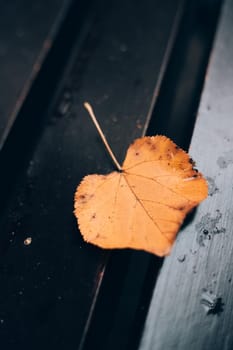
[84,102,122,171]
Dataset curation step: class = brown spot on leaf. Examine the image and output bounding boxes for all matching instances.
[189,157,195,165]
[78,193,94,204]
[146,139,152,145]
[178,206,185,211]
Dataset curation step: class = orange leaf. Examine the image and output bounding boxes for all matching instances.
[74,136,208,256]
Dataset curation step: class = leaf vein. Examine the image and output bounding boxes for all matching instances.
[123,174,173,243]
[125,173,193,203]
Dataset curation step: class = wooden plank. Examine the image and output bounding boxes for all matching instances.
[139,1,233,349]
[0,0,72,149]
[0,0,182,349]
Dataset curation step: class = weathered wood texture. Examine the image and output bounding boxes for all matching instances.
[140,1,233,349]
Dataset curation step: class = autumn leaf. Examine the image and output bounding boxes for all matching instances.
[74,105,208,256]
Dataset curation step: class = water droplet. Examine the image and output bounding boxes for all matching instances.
[201,291,217,311]
[196,212,225,246]
[177,254,186,262]
[201,291,223,314]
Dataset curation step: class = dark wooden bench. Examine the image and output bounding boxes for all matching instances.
[0,0,231,349]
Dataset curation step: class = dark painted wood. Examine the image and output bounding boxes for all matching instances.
[146,0,222,150]
[0,0,72,149]
[140,1,233,349]
[0,0,183,349]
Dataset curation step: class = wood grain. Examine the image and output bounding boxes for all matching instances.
[140,1,233,349]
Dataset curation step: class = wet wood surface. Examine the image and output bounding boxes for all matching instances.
[140,1,233,349]
[0,0,225,349]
